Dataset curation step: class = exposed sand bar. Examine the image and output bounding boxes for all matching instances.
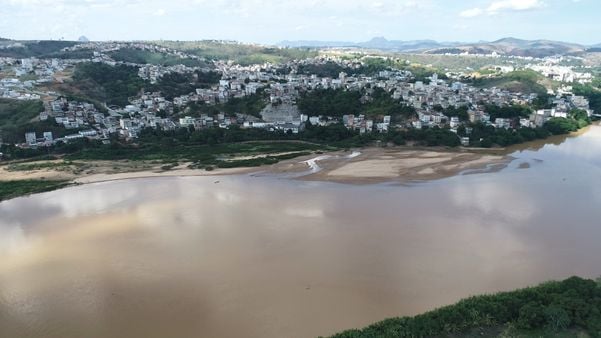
[291,148,511,184]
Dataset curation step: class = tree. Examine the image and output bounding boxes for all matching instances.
[544,306,571,331]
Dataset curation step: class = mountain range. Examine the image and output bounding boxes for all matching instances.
[279,37,601,57]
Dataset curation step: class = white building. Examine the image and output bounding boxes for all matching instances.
[43,132,53,142]
[25,132,37,145]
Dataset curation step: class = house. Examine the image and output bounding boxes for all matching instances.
[43,132,53,142]
[495,118,511,129]
[25,132,37,145]
[179,116,195,127]
[450,117,460,128]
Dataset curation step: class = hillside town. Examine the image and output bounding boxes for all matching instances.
[0,42,596,149]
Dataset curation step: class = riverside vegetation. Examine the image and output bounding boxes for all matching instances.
[330,276,601,338]
[0,179,73,201]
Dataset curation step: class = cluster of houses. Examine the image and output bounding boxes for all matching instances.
[527,62,594,84]
[0,56,81,100]
[0,42,595,149]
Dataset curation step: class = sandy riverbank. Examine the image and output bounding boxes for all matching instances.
[0,147,511,188]
[0,160,253,185]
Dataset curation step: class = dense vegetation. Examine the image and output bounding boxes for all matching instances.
[469,70,550,95]
[0,121,466,162]
[2,119,84,145]
[386,127,461,147]
[330,276,601,338]
[178,90,267,119]
[1,103,590,161]
[432,105,469,121]
[298,89,362,116]
[108,48,209,67]
[0,179,73,201]
[149,70,221,100]
[573,83,601,114]
[462,123,550,147]
[70,62,224,106]
[459,108,590,147]
[0,99,44,130]
[153,40,318,65]
[0,40,80,58]
[297,88,416,119]
[72,62,149,107]
[484,104,532,120]
[294,61,391,78]
[0,124,341,168]
[0,99,44,143]
[296,61,354,78]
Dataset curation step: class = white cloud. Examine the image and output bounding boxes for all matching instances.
[487,0,545,12]
[153,8,166,16]
[460,8,484,18]
[460,0,545,18]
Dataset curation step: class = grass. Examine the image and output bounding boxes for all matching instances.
[6,160,81,172]
[0,179,74,201]
[213,151,312,169]
[67,141,329,163]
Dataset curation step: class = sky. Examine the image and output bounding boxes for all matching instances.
[0,0,599,45]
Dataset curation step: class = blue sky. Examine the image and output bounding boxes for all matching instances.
[0,0,599,45]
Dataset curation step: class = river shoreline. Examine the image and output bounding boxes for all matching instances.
[0,146,510,189]
[0,124,595,200]
[2,124,601,338]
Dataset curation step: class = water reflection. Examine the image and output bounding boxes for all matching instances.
[1,127,601,338]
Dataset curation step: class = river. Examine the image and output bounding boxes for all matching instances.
[2,125,601,338]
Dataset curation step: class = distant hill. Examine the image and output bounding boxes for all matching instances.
[280,37,589,57]
[0,40,82,58]
[586,43,601,53]
[279,37,459,52]
[425,37,586,58]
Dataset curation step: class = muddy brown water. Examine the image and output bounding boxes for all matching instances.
[2,126,601,338]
